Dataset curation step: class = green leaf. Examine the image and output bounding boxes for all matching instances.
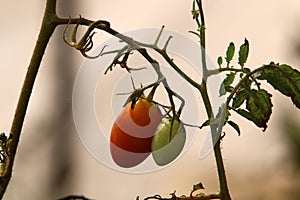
[236,89,272,131]
[247,89,272,128]
[225,86,234,93]
[257,64,300,109]
[225,42,235,63]
[217,56,223,68]
[192,0,196,10]
[227,120,241,136]
[224,73,236,86]
[200,117,222,129]
[192,0,199,20]
[232,88,249,109]
[189,31,200,38]
[200,119,210,129]
[238,38,249,67]
[236,108,257,125]
[219,73,236,96]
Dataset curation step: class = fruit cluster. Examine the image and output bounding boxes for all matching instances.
[110,97,186,168]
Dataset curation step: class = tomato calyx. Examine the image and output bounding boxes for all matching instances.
[123,80,160,110]
[123,88,144,110]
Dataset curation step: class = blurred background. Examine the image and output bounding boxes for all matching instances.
[1,0,300,199]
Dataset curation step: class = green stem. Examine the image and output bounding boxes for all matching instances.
[213,142,231,200]
[196,1,231,199]
[207,68,245,76]
[138,12,231,198]
[197,84,231,200]
[0,0,58,198]
[155,49,202,89]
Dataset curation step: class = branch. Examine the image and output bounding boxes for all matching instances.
[59,4,232,200]
[0,0,58,198]
[61,16,189,117]
[138,191,220,200]
[141,194,220,200]
[57,195,94,200]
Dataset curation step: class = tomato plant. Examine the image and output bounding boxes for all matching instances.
[151,117,186,166]
[3,0,300,199]
[110,98,163,168]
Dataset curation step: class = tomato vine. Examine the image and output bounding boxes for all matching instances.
[1,0,300,200]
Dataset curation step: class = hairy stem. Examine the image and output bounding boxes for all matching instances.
[195,1,231,199]
[0,0,58,198]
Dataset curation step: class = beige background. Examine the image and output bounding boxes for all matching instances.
[1,0,300,199]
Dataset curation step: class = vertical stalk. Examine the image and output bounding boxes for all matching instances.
[0,0,58,198]
[198,83,232,200]
[196,0,232,199]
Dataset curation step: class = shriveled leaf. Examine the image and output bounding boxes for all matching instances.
[226,42,235,63]
[236,89,272,131]
[257,64,300,109]
[238,38,249,67]
[193,182,205,191]
[232,88,249,109]
[227,120,241,136]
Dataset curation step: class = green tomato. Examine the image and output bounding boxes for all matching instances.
[151,118,186,166]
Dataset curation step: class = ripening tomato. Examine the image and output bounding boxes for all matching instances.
[110,98,162,168]
[151,117,186,166]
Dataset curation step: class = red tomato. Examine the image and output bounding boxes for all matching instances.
[110,98,162,168]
